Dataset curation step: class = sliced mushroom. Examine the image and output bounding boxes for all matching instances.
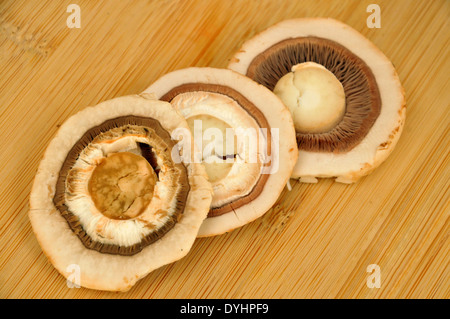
[143,67,298,237]
[229,18,406,183]
[29,94,213,291]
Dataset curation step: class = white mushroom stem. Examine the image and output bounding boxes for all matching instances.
[273,62,346,133]
[170,91,263,208]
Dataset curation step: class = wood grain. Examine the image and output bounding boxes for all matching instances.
[0,0,448,299]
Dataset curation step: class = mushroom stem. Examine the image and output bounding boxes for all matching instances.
[273,62,346,134]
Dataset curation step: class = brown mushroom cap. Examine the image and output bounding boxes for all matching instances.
[143,68,298,236]
[29,94,212,291]
[229,18,406,183]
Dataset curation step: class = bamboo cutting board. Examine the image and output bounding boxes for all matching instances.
[0,0,448,299]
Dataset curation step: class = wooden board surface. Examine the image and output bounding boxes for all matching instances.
[0,0,448,299]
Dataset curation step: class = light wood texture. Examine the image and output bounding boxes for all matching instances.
[0,0,448,299]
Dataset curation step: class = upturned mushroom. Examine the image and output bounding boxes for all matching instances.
[29,94,212,291]
[143,67,298,237]
[228,18,406,183]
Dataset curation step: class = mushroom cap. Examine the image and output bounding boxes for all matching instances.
[29,94,212,291]
[229,18,406,183]
[143,67,298,236]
